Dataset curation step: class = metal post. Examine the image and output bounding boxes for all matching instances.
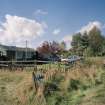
[15,51,17,61]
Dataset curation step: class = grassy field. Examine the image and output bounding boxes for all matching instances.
[0,57,105,105]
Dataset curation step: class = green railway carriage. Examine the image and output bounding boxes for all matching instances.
[0,44,36,61]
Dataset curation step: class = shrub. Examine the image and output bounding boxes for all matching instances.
[68,79,80,91]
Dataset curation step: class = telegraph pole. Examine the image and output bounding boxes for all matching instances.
[26,40,28,61]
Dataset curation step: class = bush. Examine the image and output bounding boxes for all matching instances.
[68,79,80,91]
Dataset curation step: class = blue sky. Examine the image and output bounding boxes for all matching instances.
[0,0,105,49]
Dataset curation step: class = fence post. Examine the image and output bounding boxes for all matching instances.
[32,71,38,92]
[34,60,37,71]
[49,61,51,70]
[58,62,60,71]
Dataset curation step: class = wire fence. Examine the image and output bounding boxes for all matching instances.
[0,60,76,71]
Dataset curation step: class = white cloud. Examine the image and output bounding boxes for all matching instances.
[34,9,48,15]
[0,14,47,47]
[79,21,102,34]
[62,35,72,42]
[53,29,61,35]
[62,35,72,50]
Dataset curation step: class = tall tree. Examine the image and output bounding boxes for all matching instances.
[60,41,66,51]
[71,33,83,55]
[71,26,104,56]
[88,26,104,56]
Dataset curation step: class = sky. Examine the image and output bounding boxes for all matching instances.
[0,0,105,49]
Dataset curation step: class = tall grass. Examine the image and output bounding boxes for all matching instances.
[0,57,105,105]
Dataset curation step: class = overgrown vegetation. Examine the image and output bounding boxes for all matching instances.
[0,57,105,105]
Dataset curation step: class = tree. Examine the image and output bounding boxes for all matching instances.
[88,27,104,56]
[71,33,82,49]
[71,26,105,56]
[37,41,51,54]
[60,41,66,51]
[37,41,62,55]
[101,37,105,56]
[83,47,94,57]
[50,41,61,54]
[71,33,84,55]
